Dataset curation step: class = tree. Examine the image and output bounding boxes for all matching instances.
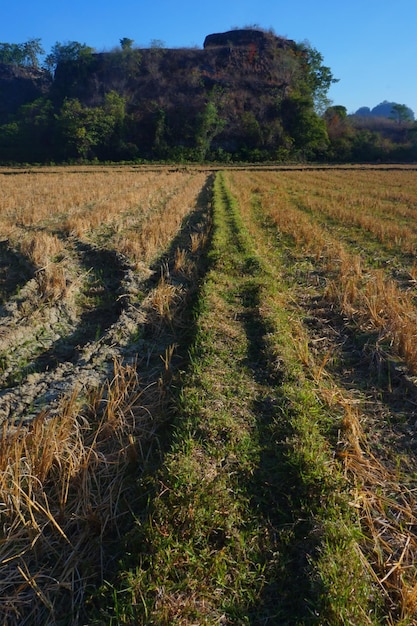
[325,105,347,120]
[57,92,127,160]
[150,39,165,49]
[0,98,54,162]
[57,99,93,159]
[298,43,338,113]
[152,108,167,157]
[240,111,263,149]
[324,105,348,134]
[22,39,45,68]
[195,101,225,160]
[98,91,127,158]
[391,103,414,124]
[120,38,134,51]
[282,93,329,158]
[44,41,94,73]
[0,39,44,68]
[0,43,19,65]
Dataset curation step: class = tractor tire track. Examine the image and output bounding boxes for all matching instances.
[0,176,214,425]
[0,240,35,305]
[0,240,128,390]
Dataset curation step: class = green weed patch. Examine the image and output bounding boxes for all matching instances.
[97,172,381,624]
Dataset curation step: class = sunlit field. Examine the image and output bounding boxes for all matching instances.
[1,164,417,625]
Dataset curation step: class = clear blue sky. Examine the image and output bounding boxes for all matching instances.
[2,0,416,115]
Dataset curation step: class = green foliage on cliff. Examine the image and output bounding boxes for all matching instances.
[0,39,44,68]
[44,41,94,73]
[0,29,414,163]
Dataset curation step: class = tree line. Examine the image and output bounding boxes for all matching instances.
[0,36,416,163]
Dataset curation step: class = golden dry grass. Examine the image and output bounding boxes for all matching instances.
[0,165,211,623]
[341,405,417,622]
[0,167,207,307]
[226,167,417,623]
[0,360,161,624]
[228,169,417,375]
[257,168,417,255]
[2,165,417,623]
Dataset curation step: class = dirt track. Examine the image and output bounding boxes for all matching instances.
[0,169,213,425]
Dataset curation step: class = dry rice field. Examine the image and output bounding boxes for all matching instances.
[1,164,417,624]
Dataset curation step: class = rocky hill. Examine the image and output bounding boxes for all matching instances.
[0,63,51,123]
[52,29,298,102]
[0,29,333,162]
[50,29,301,153]
[354,101,415,121]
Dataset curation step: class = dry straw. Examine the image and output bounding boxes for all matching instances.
[227,167,417,622]
[0,166,211,623]
[342,405,417,622]
[0,359,162,624]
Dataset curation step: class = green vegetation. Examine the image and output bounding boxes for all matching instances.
[325,103,417,162]
[91,172,381,624]
[0,38,44,68]
[0,28,415,163]
[2,166,417,624]
[44,41,94,73]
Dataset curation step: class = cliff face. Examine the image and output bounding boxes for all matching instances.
[48,30,303,154]
[0,64,51,123]
[203,28,295,50]
[52,29,299,106]
[0,30,316,160]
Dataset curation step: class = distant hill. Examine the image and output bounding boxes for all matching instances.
[354,101,415,121]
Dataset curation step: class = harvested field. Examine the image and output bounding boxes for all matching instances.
[1,164,417,624]
[0,165,213,624]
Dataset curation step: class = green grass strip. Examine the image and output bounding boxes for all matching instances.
[94,172,381,625]
[224,170,384,624]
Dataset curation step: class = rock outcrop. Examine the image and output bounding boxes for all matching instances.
[203,28,294,50]
[0,63,51,122]
[0,29,314,160]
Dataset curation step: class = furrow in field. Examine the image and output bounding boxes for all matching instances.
[0,240,35,305]
[236,171,417,376]
[226,168,417,624]
[0,174,213,426]
[228,169,417,455]
[253,169,417,274]
[0,241,126,389]
[0,278,149,424]
[123,172,362,624]
[0,169,209,408]
[0,172,214,626]
[288,193,417,279]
